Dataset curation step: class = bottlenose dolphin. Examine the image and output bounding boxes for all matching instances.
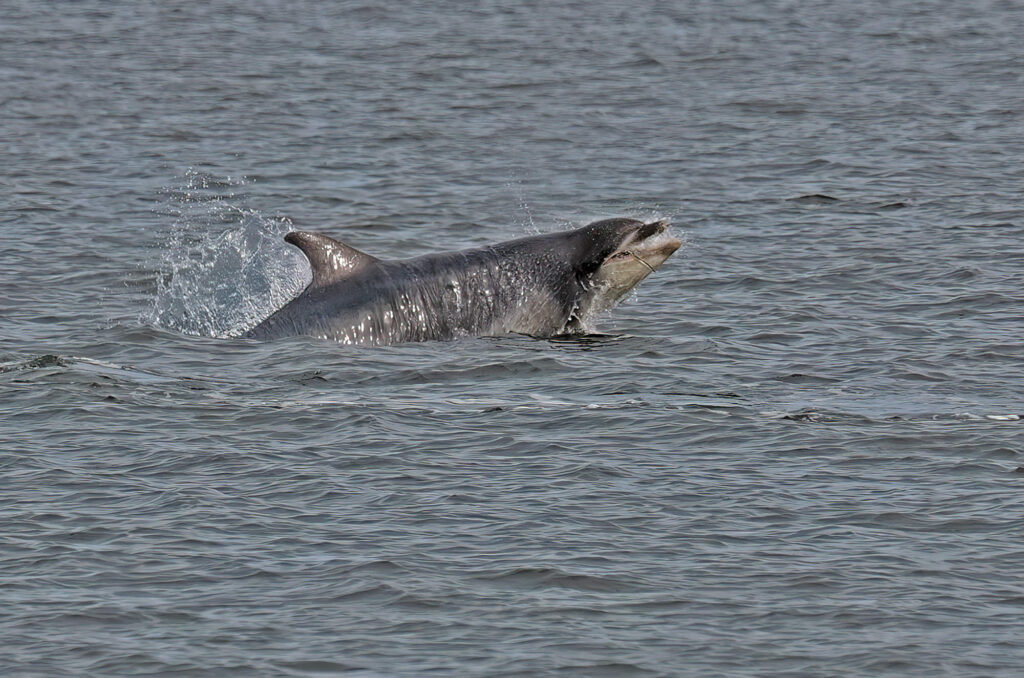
[244,218,681,345]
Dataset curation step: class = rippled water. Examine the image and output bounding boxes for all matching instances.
[4,1,1024,676]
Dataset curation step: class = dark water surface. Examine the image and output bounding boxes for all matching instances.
[4,1,1024,676]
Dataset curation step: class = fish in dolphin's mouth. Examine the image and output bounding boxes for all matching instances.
[605,219,682,272]
[580,219,682,316]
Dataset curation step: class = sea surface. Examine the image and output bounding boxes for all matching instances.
[3,1,1024,676]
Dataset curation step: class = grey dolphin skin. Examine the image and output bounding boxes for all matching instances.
[244,218,681,345]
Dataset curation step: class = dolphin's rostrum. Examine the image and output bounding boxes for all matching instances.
[244,218,681,345]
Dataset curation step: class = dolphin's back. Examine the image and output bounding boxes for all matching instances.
[245,235,581,345]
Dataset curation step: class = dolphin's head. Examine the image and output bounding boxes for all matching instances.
[571,217,681,322]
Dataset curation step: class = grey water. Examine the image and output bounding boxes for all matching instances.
[3,1,1023,675]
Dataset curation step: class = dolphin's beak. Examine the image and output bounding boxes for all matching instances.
[576,217,682,318]
[633,220,681,264]
[604,219,680,270]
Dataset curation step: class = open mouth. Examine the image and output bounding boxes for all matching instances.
[608,219,682,270]
[574,217,682,322]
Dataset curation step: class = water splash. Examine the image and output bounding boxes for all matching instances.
[504,171,541,235]
[145,170,310,338]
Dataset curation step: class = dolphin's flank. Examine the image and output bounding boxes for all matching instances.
[244,218,681,345]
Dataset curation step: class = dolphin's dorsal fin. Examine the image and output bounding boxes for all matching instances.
[285,231,379,287]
